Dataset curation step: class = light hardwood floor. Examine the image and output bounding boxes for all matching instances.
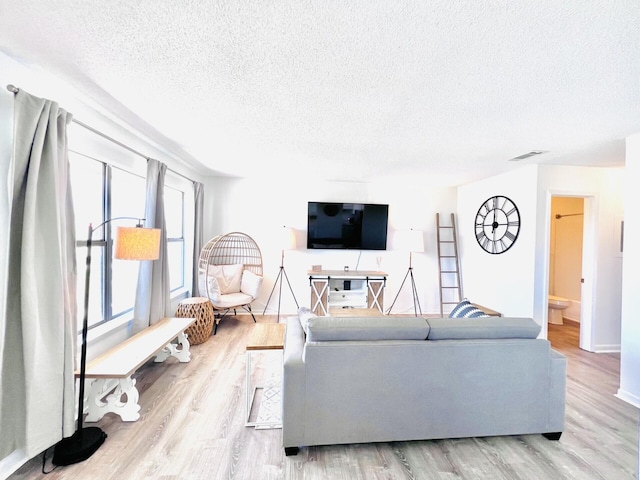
[11,317,639,480]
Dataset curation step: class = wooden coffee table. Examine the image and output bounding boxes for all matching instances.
[245,323,286,428]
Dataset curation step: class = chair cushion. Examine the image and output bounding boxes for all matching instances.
[200,274,221,302]
[240,269,263,298]
[211,292,254,309]
[208,263,244,294]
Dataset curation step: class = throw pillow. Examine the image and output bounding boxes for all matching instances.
[298,307,316,335]
[209,263,244,294]
[200,274,221,302]
[240,269,263,298]
[448,299,490,318]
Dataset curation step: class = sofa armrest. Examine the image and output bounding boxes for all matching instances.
[283,317,306,448]
[548,349,567,432]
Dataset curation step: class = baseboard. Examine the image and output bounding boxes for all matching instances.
[594,344,621,353]
[615,389,640,409]
[0,450,29,480]
[562,317,580,327]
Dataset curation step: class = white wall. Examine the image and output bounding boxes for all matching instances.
[456,163,624,353]
[203,175,458,316]
[457,165,539,320]
[619,133,640,407]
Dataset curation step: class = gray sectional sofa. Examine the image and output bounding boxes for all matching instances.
[282,314,566,456]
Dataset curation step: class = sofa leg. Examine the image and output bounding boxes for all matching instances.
[284,447,299,456]
[542,432,562,441]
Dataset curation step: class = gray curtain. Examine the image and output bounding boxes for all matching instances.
[192,182,204,296]
[132,158,171,333]
[0,90,77,458]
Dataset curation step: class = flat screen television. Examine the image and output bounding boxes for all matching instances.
[307,202,389,250]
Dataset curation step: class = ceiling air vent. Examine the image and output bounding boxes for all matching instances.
[509,151,547,161]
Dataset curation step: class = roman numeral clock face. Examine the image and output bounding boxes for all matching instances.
[475,196,520,254]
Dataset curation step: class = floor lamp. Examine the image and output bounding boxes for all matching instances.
[262,226,299,322]
[386,229,424,316]
[53,218,160,466]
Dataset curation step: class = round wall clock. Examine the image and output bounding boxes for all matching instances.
[475,195,520,254]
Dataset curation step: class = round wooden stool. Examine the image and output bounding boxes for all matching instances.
[175,297,214,345]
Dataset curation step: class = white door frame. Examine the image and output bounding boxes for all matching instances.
[545,192,596,352]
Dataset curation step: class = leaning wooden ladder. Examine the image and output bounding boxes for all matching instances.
[436,213,463,316]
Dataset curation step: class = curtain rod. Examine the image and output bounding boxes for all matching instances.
[6,83,195,184]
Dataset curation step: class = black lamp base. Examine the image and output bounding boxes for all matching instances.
[52,427,107,466]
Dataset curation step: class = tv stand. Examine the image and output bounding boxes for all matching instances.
[308,270,387,316]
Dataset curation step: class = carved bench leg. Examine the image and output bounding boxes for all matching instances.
[154,331,191,363]
[84,377,141,422]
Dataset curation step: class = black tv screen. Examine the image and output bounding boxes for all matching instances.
[307,202,389,250]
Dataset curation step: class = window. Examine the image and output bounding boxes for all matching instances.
[71,153,146,329]
[164,183,185,293]
[71,153,105,329]
[110,166,147,317]
[70,153,192,331]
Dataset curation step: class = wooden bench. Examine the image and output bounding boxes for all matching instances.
[79,316,196,422]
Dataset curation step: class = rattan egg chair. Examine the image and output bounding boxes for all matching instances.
[198,232,263,333]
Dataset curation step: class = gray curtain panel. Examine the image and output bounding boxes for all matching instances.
[132,158,171,334]
[192,182,204,296]
[0,89,77,458]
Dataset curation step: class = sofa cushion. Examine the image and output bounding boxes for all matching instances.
[449,299,490,318]
[306,316,430,342]
[426,317,541,340]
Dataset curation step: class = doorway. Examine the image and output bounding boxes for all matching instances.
[547,194,592,351]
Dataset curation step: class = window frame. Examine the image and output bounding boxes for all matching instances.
[70,153,194,333]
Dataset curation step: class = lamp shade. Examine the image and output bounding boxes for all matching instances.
[282,226,297,250]
[114,226,161,260]
[397,229,424,253]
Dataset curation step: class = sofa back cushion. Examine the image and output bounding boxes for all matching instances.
[306,316,430,342]
[426,317,541,340]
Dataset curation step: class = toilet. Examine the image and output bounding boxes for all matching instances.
[548,295,570,325]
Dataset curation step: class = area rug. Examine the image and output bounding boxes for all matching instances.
[254,370,282,428]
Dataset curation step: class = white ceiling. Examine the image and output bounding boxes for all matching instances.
[2,1,639,185]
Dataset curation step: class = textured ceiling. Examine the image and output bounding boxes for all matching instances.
[1,1,639,185]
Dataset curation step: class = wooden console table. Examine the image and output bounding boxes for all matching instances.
[308,270,387,316]
[246,323,286,429]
